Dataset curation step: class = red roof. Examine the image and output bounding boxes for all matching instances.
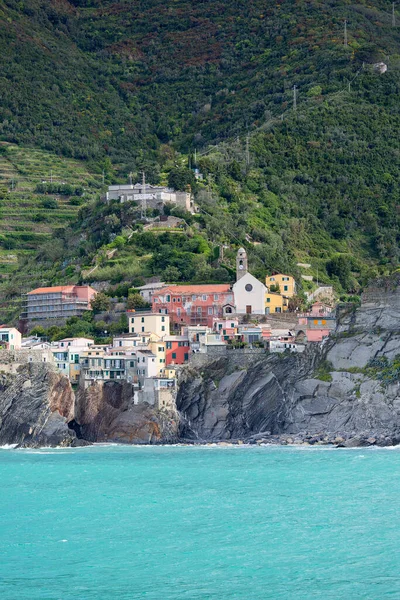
[155,284,231,294]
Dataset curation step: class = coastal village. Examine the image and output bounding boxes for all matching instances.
[0,241,336,410]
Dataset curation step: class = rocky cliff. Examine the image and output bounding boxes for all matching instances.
[0,363,76,447]
[177,276,400,446]
[75,381,179,444]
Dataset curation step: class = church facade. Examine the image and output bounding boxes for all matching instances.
[232,248,268,315]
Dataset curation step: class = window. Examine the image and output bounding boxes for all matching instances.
[161,316,165,322]
[192,295,196,301]
[197,307,202,314]
[172,298,176,303]
[202,295,207,301]
[267,298,270,303]
[166,342,172,349]
[158,347,164,352]
[178,342,183,347]
[184,353,189,361]
[284,286,288,291]
[218,324,223,330]
[131,318,135,323]
[161,326,165,332]
[231,323,235,328]
[172,352,177,359]
[166,295,171,302]
[141,327,145,332]
[177,298,181,302]
[214,294,219,301]
[245,284,253,292]
[208,307,213,315]
[177,309,181,317]
[141,317,144,323]
[131,328,135,333]
[270,277,275,281]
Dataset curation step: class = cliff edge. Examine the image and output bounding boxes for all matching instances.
[177,275,400,446]
[0,363,76,447]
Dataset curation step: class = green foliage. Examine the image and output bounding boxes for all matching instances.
[314,361,334,382]
[126,293,150,310]
[90,293,111,313]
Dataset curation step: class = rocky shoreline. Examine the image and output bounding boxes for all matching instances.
[2,275,400,449]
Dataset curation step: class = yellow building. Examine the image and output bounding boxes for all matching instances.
[265,274,296,297]
[265,292,289,314]
[149,339,167,376]
[127,311,170,337]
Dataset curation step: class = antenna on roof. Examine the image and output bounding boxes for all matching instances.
[141,172,146,220]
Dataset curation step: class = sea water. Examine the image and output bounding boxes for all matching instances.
[0,445,399,600]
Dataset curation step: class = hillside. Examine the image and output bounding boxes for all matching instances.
[1,1,400,322]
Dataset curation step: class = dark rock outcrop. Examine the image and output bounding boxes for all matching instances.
[75,381,179,444]
[0,363,76,447]
[177,276,400,446]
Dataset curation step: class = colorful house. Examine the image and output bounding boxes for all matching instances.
[152,284,233,327]
[297,315,336,342]
[265,292,288,314]
[163,335,190,365]
[265,274,296,297]
[127,312,170,337]
[0,326,22,350]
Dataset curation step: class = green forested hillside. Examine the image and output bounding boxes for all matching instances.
[1,0,400,321]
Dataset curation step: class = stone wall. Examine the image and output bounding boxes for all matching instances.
[0,349,54,374]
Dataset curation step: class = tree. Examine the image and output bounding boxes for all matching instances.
[168,167,195,191]
[163,265,181,281]
[90,292,111,313]
[126,293,150,310]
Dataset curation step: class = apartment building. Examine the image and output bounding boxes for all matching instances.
[152,285,233,328]
[22,285,97,322]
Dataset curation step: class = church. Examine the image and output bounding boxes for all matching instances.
[232,248,268,315]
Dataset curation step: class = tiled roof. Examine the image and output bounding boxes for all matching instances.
[155,284,231,294]
[27,285,76,295]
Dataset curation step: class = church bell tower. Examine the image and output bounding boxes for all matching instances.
[236,247,248,280]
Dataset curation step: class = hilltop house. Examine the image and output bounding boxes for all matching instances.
[106,182,194,213]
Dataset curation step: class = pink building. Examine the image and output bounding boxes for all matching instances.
[310,302,333,317]
[298,315,336,342]
[152,284,234,328]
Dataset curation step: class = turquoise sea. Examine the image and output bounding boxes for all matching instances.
[0,445,399,600]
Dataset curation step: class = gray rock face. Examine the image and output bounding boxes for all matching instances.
[75,381,179,444]
[177,276,400,444]
[0,364,76,447]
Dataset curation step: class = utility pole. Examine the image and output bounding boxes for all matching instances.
[245,134,250,167]
[141,171,146,220]
[344,20,348,46]
[129,171,133,186]
[392,2,396,26]
[293,85,297,111]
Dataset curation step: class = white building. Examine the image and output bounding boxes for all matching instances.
[106,183,193,212]
[0,326,22,350]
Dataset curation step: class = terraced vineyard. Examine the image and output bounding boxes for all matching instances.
[0,143,104,318]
